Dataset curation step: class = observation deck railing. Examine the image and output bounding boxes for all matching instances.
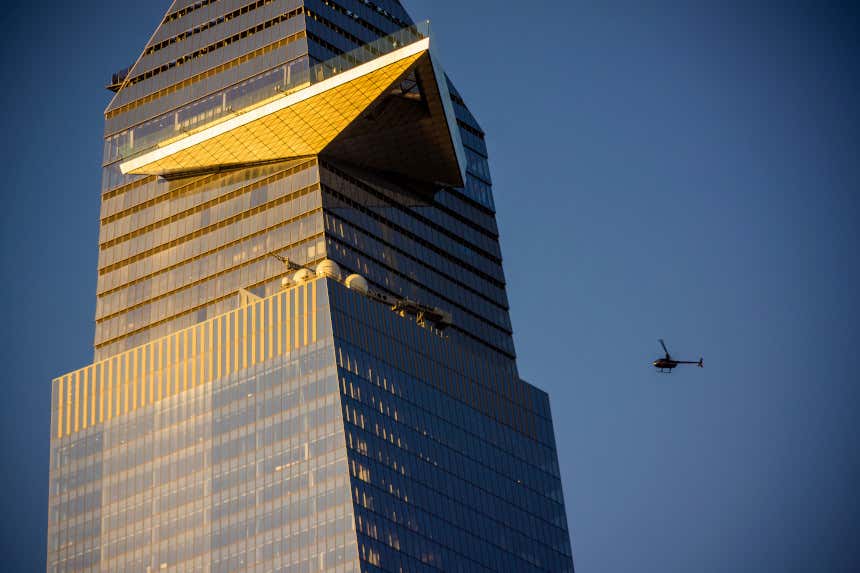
[107,20,430,164]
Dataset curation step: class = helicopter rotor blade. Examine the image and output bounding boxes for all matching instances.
[659,339,670,357]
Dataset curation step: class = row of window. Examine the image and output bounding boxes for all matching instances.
[106,0,416,137]
[95,232,324,353]
[105,27,305,133]
[329,240,516,357]
[326,222,513,343]
[98,177,319,275]
[95,219,323,346]
[310,0,400,40]
[99,160,315,257]
[325,210,509,318]
[344,407,570,562]
[328,291,556,456]
[113,6,306,109]
[105,50,308,162]
[100,160,317,248]
[340,371,563,505]
[330,294,548,443]
[333,338,560,498]
[162,0,219,25]
[145,0,282,60]
[321,165,504,275]
[432,187,498,238]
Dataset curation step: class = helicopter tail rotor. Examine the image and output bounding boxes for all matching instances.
[698,358,704,368]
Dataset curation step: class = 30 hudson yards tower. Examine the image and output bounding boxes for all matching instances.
[47,2,574,572]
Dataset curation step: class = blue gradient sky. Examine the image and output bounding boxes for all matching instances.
[2,1,858,571]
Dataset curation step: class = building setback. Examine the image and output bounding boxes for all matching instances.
[48,1,575,572]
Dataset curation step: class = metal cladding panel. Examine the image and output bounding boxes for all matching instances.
[49,280,366,573]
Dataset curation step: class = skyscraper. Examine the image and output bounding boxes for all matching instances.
[48,2,575,572]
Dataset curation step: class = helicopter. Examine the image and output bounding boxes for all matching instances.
[652,339,703,373]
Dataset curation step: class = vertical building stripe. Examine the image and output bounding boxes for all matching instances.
[208,320,214,383]
[167,334,174,398]
[73,371,80,433]
[115,357,122,419]
[247,305,252,368]
[156,341,163,402]
[226,314,233,375]
[232,313,238,375]
[286,290,292,352]
[199,323,205,387]
[90,367,96,426]
[208,321,214,385]
[198,326,203,388]
[173,332,180,396]
[216,317,222,380]
[177,331,183,393]
[123,353,129,415]
[218,315,223,376]
[169,334,174,397]
[254,302,260,365]
[257,303,262,366]
[191,328,197,389]
[140,348,147,408]
[66,375,73,435]
[235,310,241,373]
[56,377,64,439]
[186,329,192,391]
[304,283,310,346]
[294,287,300,349]
[245,305,254,366]
[275,295,282,358]
[247,304,257,368]
[81,369,88,430]
[162,337,169,398]
[106,360,113,421]
[304,281,316,346]
[182,330,188,393]
[131,350,137,412]
[312,280,317,343]
[115,356,121,417]
[98,364,104,424]
[249,304,256,368]
[83,369,90,428]
[150,342,155,404]
[268,297,274,360]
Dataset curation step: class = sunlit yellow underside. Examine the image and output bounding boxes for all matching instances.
[126,52,424,175]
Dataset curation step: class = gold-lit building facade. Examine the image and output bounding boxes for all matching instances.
[49,2,574,572]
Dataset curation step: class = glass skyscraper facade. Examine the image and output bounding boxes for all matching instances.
[48,2,574,571]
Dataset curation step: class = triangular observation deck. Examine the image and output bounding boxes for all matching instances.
[117,21,465,189]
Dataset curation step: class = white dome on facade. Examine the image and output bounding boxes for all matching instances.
[293,268,314,283]
[344,273,369,294]
[315,259,342,280]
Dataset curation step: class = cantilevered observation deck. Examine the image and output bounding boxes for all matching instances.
[118,21,465,190]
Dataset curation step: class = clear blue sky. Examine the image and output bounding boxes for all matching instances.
[1,1,858,571]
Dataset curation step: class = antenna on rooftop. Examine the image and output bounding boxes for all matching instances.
[267,251,453,332]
